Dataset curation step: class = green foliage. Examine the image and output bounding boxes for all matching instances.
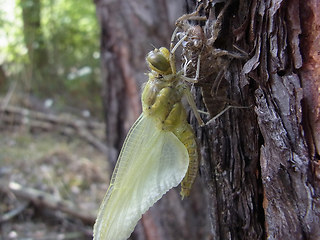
[42,0,99,75]
[0,0,101,116]
[0,3,28,73]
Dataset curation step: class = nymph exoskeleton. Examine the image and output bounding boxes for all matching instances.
[173,1,247,120]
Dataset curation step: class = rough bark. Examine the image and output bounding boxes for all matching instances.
[190,0,320,239]
[95,0,320,239]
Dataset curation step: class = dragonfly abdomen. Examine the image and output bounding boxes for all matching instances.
[173,123,198,198]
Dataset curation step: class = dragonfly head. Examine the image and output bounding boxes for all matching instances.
[146,47,172,75]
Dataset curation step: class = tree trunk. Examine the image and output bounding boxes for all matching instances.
[95,0,320,239]
[190,0,320,239]
[0,65,7,89]
[20,0,48,92]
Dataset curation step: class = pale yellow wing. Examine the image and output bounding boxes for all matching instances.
[93,114,189,240]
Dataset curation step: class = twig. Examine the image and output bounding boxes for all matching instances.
[0,200,29,223]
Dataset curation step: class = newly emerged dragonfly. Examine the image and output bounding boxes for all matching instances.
[93,31,204,239]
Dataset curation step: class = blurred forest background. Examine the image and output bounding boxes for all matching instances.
[0,0,109,239]
[0,0,101,113]
[0,0,188,239]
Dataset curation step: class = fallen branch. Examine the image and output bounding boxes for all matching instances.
[0,181,96,225]
[0,105,104,129]
[0,105,117,157]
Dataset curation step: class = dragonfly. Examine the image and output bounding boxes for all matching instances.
[93,24,205,240]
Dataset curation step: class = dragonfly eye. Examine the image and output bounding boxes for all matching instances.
[147,49,171,74]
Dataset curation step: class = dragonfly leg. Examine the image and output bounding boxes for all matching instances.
[205,104,252,126]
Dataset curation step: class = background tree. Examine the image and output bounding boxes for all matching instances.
[20,0,48,92]
[94,0,184,160]
[95,0,320,239]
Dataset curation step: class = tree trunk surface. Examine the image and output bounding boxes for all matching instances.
[95,0,320,239]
